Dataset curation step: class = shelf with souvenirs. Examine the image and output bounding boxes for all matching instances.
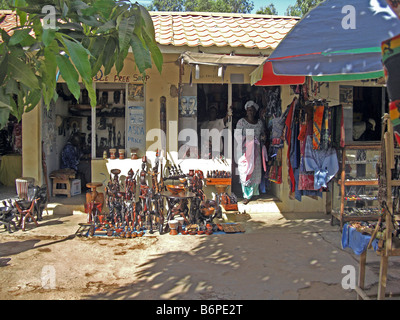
[331,143,381,229]
[348,114,400,300]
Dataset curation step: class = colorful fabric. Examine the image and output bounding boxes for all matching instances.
[312,102,325,149]
[390,100,400,145]
[342,223,378,255]
[382,33,400,101]
[285,99,297,192]
[241,183,260,200]
[304,135,339,190]
[236,118,264,188]
[320,104,331,150]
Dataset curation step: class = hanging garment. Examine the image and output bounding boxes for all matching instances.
[312,102,325,149]
[330,105,345,149]
[270,106,289,148]
[304,135,339,190]
[320,103,331,150]
[285,99,297,192]
[390,100,400,145]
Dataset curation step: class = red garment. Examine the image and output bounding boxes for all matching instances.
[285,98,297,192]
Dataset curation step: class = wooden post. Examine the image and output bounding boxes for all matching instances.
[340,149,346,230]
[378,254,389,300]
[357,250,367,300]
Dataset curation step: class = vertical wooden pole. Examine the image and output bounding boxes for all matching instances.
[378,254,389,300]
[340,149,346,230]
[357,250,367,300]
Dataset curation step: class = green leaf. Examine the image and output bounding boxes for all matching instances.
[0,54,9,86]
[8,55,40,89]
[96,20,116,34]
[62,2,69,18]
[0,88,13,110]
[0,29,10,44]
[130,34,151,74]
[70,0,90,12]
[5,78,18,95]
[116,47,128,74]
[118,16,136,51]
[102,36,117,75]
[41,46,58,106]
[24,88,41,113]
[62,37,91,83]
[139,4,155,39]
[0,107,11,130]
[55,54,81,101]
[82,0,115,19]
[82,78,96,108]
[42,28,56,47]
[143,31,163,74]
[9,28,32,46]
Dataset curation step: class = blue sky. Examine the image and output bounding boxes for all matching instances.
[137,0,298,15]
[252,0,297,15]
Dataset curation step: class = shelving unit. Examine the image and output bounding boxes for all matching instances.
[356,114,400,300]
[331,143,381,229]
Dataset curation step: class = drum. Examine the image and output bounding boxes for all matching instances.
[15,177,35,200]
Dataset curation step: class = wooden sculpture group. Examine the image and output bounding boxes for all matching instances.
[84,151,235,237]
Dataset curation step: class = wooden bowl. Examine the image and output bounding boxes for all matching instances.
[166,184,185,195]
[110,168,121,175]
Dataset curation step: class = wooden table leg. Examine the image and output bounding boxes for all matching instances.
[378,254,389,300]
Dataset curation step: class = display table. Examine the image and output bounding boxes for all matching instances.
[341,223,379,255]
[0,154,22,186]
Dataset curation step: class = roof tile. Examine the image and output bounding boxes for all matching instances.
[0,10,299,50]
[150,12,299,50]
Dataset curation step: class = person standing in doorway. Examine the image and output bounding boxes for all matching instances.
[236,100,266,204]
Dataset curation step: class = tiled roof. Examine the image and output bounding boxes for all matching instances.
[150,12,299,50]
[0,10,18,38]
[0,10,299,50]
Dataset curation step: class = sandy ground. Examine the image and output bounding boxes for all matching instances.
[1,206,400,301]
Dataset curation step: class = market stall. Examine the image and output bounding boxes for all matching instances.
[345,114,400,300]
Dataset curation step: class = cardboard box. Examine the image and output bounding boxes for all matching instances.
[71,179,81,196]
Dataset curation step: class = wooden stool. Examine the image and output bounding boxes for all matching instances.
[52,177,72,197]
[15,199,39,231]
[50,169,76,197]
[85,182,104,220]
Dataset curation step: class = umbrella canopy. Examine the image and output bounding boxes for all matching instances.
[250,61,306,86]
[267,0,400,80]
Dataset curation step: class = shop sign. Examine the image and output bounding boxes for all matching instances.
[93,69,150,83]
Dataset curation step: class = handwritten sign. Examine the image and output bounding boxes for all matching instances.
[127,106,146,154]
[93,69,150,83]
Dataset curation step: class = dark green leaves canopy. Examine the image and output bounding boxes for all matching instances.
[0,0,163,127]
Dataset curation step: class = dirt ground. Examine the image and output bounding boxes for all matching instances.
[0,209,399,301]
